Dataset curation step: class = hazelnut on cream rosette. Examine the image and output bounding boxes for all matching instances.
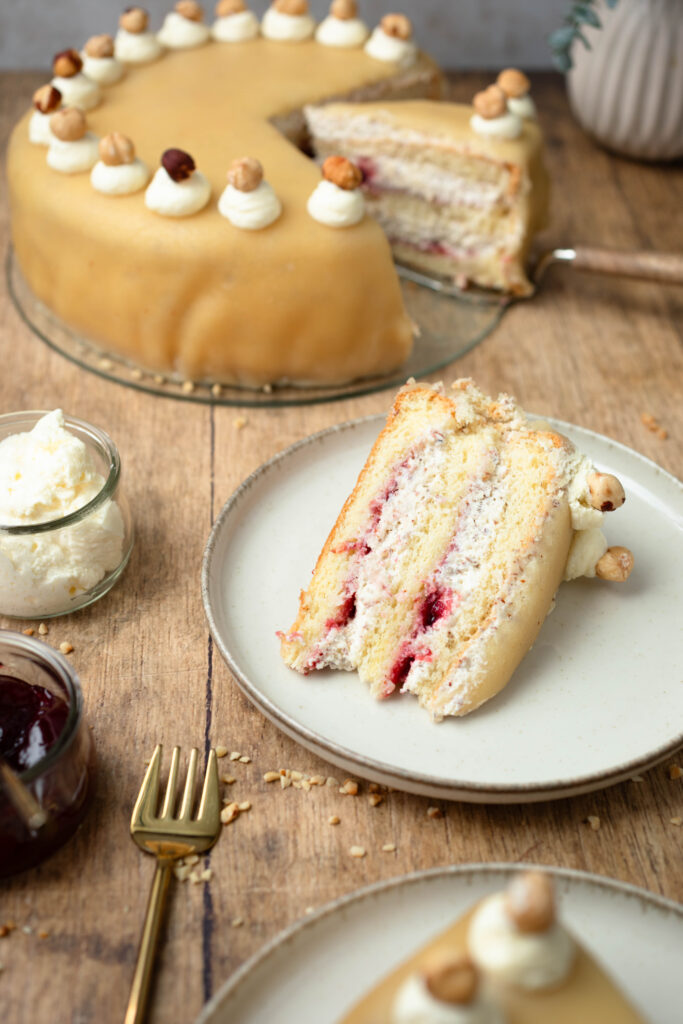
[468,872,575,992]
[262,0,316,43]
[47,107,99,174]
[211,0,260,42]
[51,49,101,111]
[218,157,282,230]
[393,956,504,1024]
[28,84,62,146]
[307,155,365,227]
[316,0,369,49]
[145,148,211,216]
[91,133,150,196]
[563,460,632,581]
[470,85,522,140]
[497,68,537,121]
[365,13,417,67]
[158,1,211,48]
[115,7,163,63]
[81,34,125,85]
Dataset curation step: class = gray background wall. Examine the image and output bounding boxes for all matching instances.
[0,1,569,71]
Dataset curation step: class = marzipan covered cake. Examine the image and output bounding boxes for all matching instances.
[280,380,633,719]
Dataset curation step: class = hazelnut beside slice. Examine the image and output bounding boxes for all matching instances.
[274,0,309,15]
[99,132,136,166]
[50,107,88,142]
[33,84,62,114]
[380,13,412,40]
[424,956,478,1005]
[162,148,196,182]
[322,155,363,190]
[84,34,115,58]
[330,0,357,19]
[497,67,531,99]
[473,84,507,120]
[53,49,83,78]
[228,157,263,192]
[175,0,204,21]
[595,546,634,582]
[215,0,246,14]
[505,871,556,933]
[119,7,149,33]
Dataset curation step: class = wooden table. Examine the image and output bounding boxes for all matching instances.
[1,72,681,1024]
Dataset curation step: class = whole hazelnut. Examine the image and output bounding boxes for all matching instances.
[162,148,196,182]
[175,0,204,20]
[215,0,246,14]
[380,13,412,40]
[33,84,62,114]
[228,157,264,192]
[424,957,478,1006]
[119,7,149,33]
[472,84,507,120]
[505,871,555,934]
[84,34,116,58]
[274,0,309,14]
[50,106,88,143]
[99,132,136,166]
[587,472,625,512]
[331,0,357,19]
[595,546,634,582]
[53,49,83,79]
[322,155,363,190]
[497,68,531,99]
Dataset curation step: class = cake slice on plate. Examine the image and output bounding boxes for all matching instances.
[280,380,632,719]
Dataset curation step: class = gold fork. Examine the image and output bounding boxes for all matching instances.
[125,744,221,1024]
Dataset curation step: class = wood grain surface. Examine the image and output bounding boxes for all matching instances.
[0,72,681,1024]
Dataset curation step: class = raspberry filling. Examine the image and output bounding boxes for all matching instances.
[325,594,356,631]
[420,586,454,630]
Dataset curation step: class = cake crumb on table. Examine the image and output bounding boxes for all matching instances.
[586,815,601,831]
[234,417,248,430]
[263,771,280,782]
[215,746,228,758]
[427,806,442,819]
[349,845,366,858]
[670,817,682,826]
[229,752,241,761]
[181,380,194,394]
[231,917,244,928]
[238,801,251,812]
[38,623,48,635]
[59,641,73,655]
[369,793,384,807]
[668,764,682,780]
[640,412,668,439]
[22,628,34,636]
[341,779,359,796]
[381,843,397,853]
[239,755,251,764]
[328,815,340,826]
[221,775,236,785]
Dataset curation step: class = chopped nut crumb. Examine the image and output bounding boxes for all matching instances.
[670,816,682,826]
[211,383,222,397]
[184,854,199,866]
[189,870,202,884]
[310,775,325,786]
[657,427,668,440]
[238,801,251,812]
[215,746,229,758]
[586,815,601,831]
[328,815,340,825]
[304,906,314,915]
[381,843,396,852]
[231,916,244,927]
[290,770,303,781]
[368,783,381,794]
[174,864,192,881]
[99,358,113,371]
[59,642,74,655]
[668,764,682,780]
[234,417,247,430]
[342,779,359,796]
[200,868,212,882]
[22,926,33,935]
[292,780,302,790]
[264,771,280,782]
[221,803,240,825]
[221,775,236,785]
[153,374,165,385]
[181,380,195,394]
[427,806,442,819]
[239,755,251,764]
[38,931,49,940]
[280,776,292,789]
[369,793,384,807]
[349,845,366,858]
[301,779,311,791]
[22,628,34,636]
[640,412,657,428]
[229,752,241,761]
[326,776,339,788]
[0,927,9,938]
[131,368,143,380]
[262,383,273,394]
[38,623,48,635]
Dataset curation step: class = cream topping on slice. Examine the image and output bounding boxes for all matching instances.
[307,155,365,227]
[393,962,504,1024]
[470,84,523,140]
[365,14,416,66]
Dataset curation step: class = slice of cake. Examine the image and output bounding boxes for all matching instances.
[341,871,647,1023]
[280,380,632,719]
[305,80,549,295]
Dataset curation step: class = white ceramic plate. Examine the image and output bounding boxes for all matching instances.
[202,415,683,802]
[196,864,683,1024]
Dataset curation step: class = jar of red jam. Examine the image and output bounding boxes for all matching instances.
[0,630,95,877]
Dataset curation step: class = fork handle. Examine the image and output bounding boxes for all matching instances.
[536,247,683,285]
[124,860,173,1024]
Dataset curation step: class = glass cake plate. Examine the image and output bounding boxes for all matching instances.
[7,247,509,408]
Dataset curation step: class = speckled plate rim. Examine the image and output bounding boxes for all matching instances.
[194,863,683,1024]
[201,413,683,804]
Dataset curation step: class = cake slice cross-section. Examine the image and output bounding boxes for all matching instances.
[280,380,632,719]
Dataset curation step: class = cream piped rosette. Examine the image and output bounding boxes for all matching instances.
[28,84,62,146]
[262,0,315,42]
[316,0,368,48]
[218,157,282,229]
[497,68,537,120]
[469,84,522,140]
[81,34,125,85]
[145,148,211,216]
[47,107,99,174]
[307,155,365,227]
[115,7,163,63]
[365,13,416,66]
[51,49,101,111]
[91,133,150,196]
[211,0,260,42]
[393,956,505,1024]
[158,1,211,48]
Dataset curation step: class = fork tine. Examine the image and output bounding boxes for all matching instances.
[178,747,199,820]
[196,750,220,826]
[160,746,181,819]
[131,744,162,825]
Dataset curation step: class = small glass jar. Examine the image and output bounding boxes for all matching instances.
[0,411,133,618]
[0,631,96,877]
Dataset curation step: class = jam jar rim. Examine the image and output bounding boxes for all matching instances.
[0,629,83,784]
[0,410,121,535]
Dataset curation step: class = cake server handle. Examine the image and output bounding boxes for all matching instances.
[534,247,683,286]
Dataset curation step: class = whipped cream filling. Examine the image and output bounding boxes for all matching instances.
[470,111,523,140]
[365,27,416,66]
[359,154,507,210]
[114,28,163,63]
[47,133,99,174]
[393,973,503,1024]
[261,8,315,42]
[508,94,536,120]
[315,15,368,48]
[307,179,365,227]
[218,180,282,229]
[145,166,211,216]
[51,72,101,111]
[211,10,260,41]
[564,526,607,581]
[81,53,125,85]
[158,11,210,48]
[0,411,125,617]
[29,110,56,146]
[468,892,575,991]
[91,158,150,196]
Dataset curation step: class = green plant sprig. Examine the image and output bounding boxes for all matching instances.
[549,0,620,72]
